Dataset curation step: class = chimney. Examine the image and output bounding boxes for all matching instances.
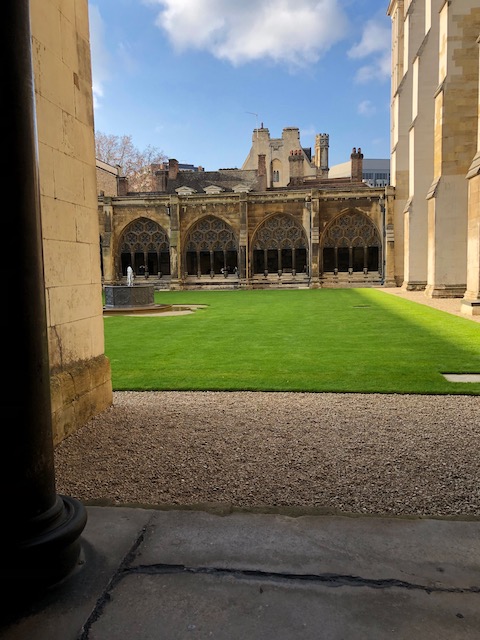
[351,147,364,182]
[154,170,168,192]
[288,149,305,186]
[168,158,179,180]
[257,153,267,190]
[117,175,128,196]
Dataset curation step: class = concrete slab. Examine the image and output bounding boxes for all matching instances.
[87,573,480,640]
[0,507,155,640]
[442,373,480,383]
[135,511,480,588]
[1,507,480,640]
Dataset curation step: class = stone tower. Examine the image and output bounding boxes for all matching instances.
[315,133,329,177]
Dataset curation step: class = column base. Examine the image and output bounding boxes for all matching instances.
[3,495,87,591]
[424,284,466,298]
[460,300,480,316]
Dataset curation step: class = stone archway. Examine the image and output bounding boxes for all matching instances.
[119,217,170,278]
[321,212,381,273]
[251,213,308,275]
[184,215,238,276]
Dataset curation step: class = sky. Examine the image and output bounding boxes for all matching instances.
[89,0,392,171]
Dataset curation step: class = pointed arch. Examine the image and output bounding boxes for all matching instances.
[321,211,381,273]
[184,215,238,276]
[118,217,170,276]
[251,213,308,274]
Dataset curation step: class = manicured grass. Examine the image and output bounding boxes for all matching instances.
[104,288,480,394]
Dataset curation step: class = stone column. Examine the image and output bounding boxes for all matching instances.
[402,1,440,291]
[388,0,409,287]
[382,188,397,286]
[238,195,248,284]
[425,3,479,298]
[100,198,115,283]
[461,34,480,316]
[2,0,86,589]
[309,193,320,287]
[169,196,181,289]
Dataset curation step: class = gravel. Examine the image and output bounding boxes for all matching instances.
[54,391,480,518]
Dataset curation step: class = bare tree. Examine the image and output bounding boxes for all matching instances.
[95,131,168,191]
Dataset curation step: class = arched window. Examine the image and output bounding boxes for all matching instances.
[251,214,308,274]
[271,159,282,185]
[321,212,381,273]
[119,218,170,276]
[184,216,238,276]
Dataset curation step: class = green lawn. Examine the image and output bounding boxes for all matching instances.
[104,288,480,394]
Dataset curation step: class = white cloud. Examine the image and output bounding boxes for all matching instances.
[145,0,349,67]
[88,4,111,108]
[357,100,376,117]
[348,17,391,84]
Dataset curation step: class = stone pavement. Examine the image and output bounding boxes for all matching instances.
[1,506,480,639]
[380,288,480,323]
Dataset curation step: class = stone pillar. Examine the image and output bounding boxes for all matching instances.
[100,198,115,283]
[383,187,397,286]
[425,3,479,298]
[461,34,480,316]
[388,0,408,286]
[169,196,181,288]
[309,194,320,287]
[2,0,86,589]
[402,0,440,291]
[239,196,248,284]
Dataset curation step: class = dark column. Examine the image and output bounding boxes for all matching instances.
[2,0,87,590]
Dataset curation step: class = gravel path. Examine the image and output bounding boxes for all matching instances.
[54,391,480,518]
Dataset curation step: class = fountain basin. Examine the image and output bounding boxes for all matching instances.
[104,284,155,308]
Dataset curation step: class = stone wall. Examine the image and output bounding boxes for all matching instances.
[31,0,113,443]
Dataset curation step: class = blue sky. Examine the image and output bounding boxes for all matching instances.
[89,0,391,171]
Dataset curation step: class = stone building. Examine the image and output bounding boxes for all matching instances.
[241,126,328,187]
[99,144,394,290]
[387,0,480,315]
[31,0,112,443]
[96,159,121,197]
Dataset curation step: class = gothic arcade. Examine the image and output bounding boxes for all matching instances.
[99,186,393,289]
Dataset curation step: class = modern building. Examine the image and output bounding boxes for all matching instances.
[329,158,390,187]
